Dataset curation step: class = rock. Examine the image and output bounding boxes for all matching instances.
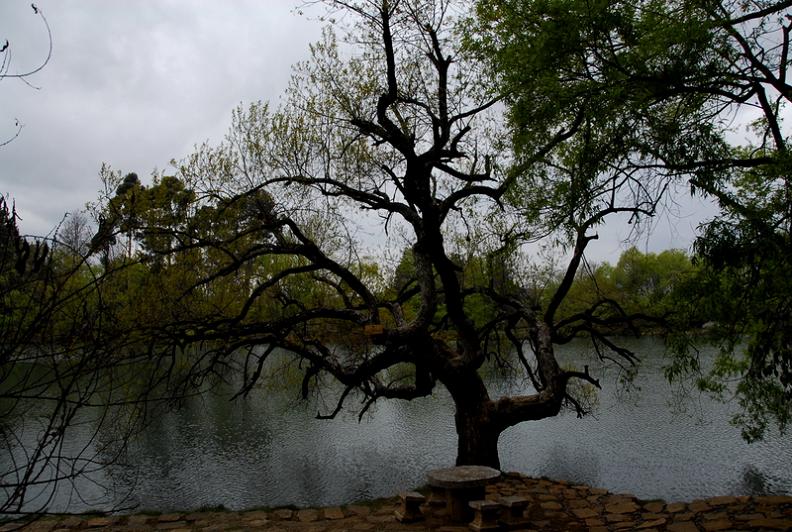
[157,513,183,523]
[126,515,151,525]
[605,501,639,514]
[755,495,792,505]
[706,495,738,506]
[296,509,319,522]
[572,508,599,519]
[701,519,733,531]
[637,518,667,529]
[272,508,294,520]
[667,522,700,532]
[540,501,563,511]
[567,499,591,509]
[197,525,227,532]
[366,513,395,524]
[643,501,665,513]
[734,512,765,520]
[241,510,269,520]
[27,473,792,532]
[688,500,711,513]
[347,504,371,516]
[155,522,190,530]
[18,523,54,532]
[155,522,190,529]
[57,517,84,528]
[666,502,688,513]
[748,518,792,529]
[84,517,113,528]
[323,506,345,520]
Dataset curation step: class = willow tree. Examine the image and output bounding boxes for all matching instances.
[98,0,716,468]
[665,0,792,439]
[471,0,792,440]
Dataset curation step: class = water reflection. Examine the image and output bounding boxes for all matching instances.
[736,465,791,496]
[2,338,791,514]
[537,445,601,488]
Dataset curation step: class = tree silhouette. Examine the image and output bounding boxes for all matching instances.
[91,0,704,468]
[0,3,52,148]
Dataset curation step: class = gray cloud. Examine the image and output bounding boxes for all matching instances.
[1,0,323,235]
[1,0,715,262]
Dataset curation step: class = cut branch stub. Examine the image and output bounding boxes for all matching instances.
[364,323,384,336]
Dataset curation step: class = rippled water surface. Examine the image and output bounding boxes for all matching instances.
[4,338,791,513]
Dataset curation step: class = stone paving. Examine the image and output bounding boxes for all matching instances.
[3,473,792,531]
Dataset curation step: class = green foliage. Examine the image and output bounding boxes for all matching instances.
[553,247,695,336]
[651,3,792,441]
[470,0,792,442]
[386,244,526,341]
[610,247,693,315]
[659,146,792,440]
[85,153,378,347]
[677,216,792,440]
[467,0,729,238]
[9,2,792,498]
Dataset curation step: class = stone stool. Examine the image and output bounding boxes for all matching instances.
[395,491,425,523]
[468,500,501,531]
[427,465,501,523]
[427,485,447,507]
[498,496,530,529]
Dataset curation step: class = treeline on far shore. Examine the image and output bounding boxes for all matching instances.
[2,190,707,351]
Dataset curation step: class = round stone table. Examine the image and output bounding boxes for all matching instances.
[427,465,501,523]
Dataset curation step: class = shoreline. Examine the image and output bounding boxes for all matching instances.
[4,473,792,531]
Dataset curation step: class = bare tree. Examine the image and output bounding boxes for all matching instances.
[0,3,52,148]
[0,195,150,517]
[58,211,92,257]
[93,0,705,468]
[2,0,746,518]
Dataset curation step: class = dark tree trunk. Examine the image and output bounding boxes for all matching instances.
[454,405,501,468]
[440,366,503,468]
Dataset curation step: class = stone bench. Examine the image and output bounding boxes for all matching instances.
[394,491,425,523]
[498,495,530,529]
[427,465,501,523]
[468,499,501,531]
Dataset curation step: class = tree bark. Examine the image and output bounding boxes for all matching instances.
[454,404,501,468]
[441,318,568,468]
[440,366,503,468]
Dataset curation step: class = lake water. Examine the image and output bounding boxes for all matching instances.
[2,337,791,514]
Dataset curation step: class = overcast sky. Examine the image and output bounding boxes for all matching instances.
[1,1,322,228]
[0,0,715,263]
